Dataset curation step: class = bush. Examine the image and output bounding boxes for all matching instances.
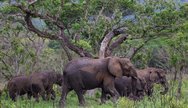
[117,97,134,108]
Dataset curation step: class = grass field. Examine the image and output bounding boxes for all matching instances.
[0,80,188,108]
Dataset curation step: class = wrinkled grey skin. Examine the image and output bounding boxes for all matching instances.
[30,71,63,102]
[59,57,138,107]
[7,75,32,101]
[137,67,169,96]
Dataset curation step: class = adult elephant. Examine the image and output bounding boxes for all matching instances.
[30,71,63,101]
[59,57,138,107]
[7,75,32,101]
[137,67,169,96]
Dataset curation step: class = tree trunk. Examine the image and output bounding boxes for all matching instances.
[177,67,183,99]
[59,29,72,61]
[99,28,126,58]
[99,31,114,58]
[105,35,127,57]
[173,68,178,81]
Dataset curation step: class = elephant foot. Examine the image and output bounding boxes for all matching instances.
[59,99,66,108]
[128,93,136,100]
[78,102,85,107]
[12,98,16,102]
[111,96,119,104]
[100,100,106,105]
[129,95,140,101]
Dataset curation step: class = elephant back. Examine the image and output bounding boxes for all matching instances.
[64,58,109,74]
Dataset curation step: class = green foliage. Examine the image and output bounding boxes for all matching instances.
[48,40,61,49]
[0,4,19,14]
[117,97,134,108]
[74,40,92,51]
[1,79,188,108]
[1,1,188,108]
[60,2,84,25]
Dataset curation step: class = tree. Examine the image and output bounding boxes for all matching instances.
[1,0,188,60]
[1,0,184,58]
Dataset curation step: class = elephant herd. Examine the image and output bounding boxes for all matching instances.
[7,71,63,101]
[6,56,169,107]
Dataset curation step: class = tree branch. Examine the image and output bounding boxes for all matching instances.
[24,13,59,40]
[105,34,128,57]
[99,28,126,58]
[129,38,152,60]
[14,4,93,58]
[15,4,65,29]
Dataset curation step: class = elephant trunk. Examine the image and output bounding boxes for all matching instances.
[130,67,138,78]
[160,81,169,95]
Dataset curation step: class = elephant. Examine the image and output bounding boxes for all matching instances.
[136,67,169,96]
[59,57,138,107]
[101,76,146,102]
[114,76,145,99]
[30,71,63,101]
[7,75,32,101]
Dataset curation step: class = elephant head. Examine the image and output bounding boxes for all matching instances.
[147,68,169,95]
[107,57,138,96]
[108,57,138,78]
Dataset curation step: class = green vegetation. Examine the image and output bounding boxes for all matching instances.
[0,79,188,108]
[0,0,188,108]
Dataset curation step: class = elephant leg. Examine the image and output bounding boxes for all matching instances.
[33,92,39,102]
[50,89,56,100]
[148,88,153,96]
[46,85,55,100]
[103,78,119,103]
[9,91,16,101]
[75,89,85,106]
[33,87,46,102]
[123,87,128,97]
[102,86,119,103]
[39,87,46,101]
[46,88,55,100]
[27,92,32,100]
[101,88,113,104]
[131,77,137,96]
[59,84,71,108]
[146,84,153,96]
[109,88,119,103]
[46,89,51,100]
[100,89,108,104]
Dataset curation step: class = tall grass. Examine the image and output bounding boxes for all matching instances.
[0,80,188,108]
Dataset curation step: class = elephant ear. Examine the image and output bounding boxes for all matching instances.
[156,69,166,77]
[108,57,123,77]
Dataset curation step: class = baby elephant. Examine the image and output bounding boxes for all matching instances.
[115,76,145,99]
[30,71,63,101]
[7,75,32,101]
[101,76,145,102]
